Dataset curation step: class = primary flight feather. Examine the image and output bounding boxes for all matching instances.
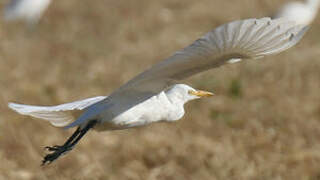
[8,17,308,165]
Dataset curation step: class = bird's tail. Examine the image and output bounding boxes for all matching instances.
[8,96,107,127]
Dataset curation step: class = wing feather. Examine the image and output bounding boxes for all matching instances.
[108,17,307,100]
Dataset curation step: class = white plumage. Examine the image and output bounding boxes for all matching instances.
[8,96,106,127]
[8,17,308,164]
[274,0,319,25]
[4,0,51,25]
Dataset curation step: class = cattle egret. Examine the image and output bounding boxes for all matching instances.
[4,0,51,25]
[274,0,319,25]
[8,17,308,165]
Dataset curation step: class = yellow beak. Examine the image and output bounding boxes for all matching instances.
[188,90,214,97]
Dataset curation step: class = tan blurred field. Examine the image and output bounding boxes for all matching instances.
[1,0,320,179]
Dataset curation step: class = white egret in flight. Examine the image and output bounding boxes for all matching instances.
[4,0,51,26]
[274,0,319,25]
[8,17,307,165]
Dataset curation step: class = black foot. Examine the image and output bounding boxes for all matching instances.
[42,145,73,165]
[41,120,98,166]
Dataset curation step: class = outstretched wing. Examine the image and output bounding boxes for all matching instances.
[8,96,107,127]
[62,17,308,129]
[108,17,307,99]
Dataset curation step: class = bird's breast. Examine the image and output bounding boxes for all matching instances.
[96,92,183,131]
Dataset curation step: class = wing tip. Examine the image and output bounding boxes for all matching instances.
[291,25,309,43]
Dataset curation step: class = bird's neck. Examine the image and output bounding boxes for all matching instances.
[165,90,189,107]
[166,94,185,108]
[163,92,186,121]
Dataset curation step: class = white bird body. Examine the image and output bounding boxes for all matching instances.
[94,87,188,131]
[8,17,308,164]
[4,0,51,25]
[275,0,319,25]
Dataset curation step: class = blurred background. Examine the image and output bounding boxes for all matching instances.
[1,0,320,179]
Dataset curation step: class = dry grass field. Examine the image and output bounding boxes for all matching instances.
[1,0,320,179]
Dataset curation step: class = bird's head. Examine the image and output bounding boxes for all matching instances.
[166,84,214,104]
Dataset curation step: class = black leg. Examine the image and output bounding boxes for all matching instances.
[69,121,96,147]
[45,127,81,151]
[41,120,97,166]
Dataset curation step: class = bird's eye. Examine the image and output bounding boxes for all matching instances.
[188,90,196,95]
